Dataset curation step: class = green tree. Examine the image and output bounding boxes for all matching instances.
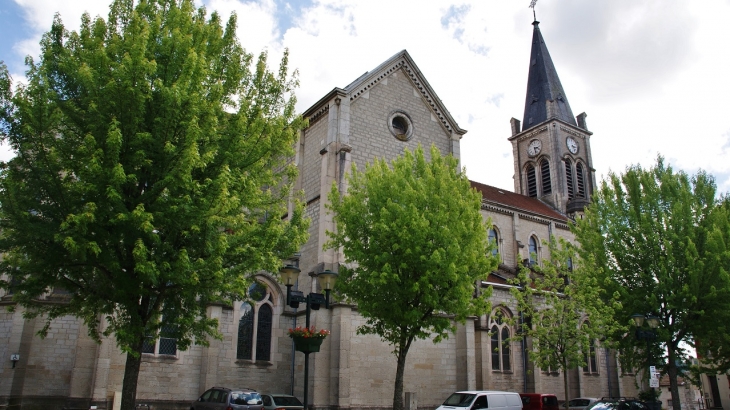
[325,145,497,410]
[0,2,308,410]
[573,157,730,408]
[509,237,618,408]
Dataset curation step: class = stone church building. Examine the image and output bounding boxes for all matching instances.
[1,21,644,410]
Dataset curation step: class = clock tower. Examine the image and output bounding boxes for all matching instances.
[509,20,595,218]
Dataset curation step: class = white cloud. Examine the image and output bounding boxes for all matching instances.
[2,0,729,194]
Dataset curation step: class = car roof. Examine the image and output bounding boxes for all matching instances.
[453,391,520,394]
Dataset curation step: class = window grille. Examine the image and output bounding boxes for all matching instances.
[159,323,177,355]
[541,159,552,195]
[491,325,501,370]
[565,159,574,200]
[583,338,598,373]
[576,163,585,198]
[141,336,155,354]
[527,165,537,197]
[501,327,511,371]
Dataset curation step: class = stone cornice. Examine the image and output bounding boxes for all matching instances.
[518,213,551,225]
[559,125,589,140]
[512,126,548,143]
[481,202,515,216]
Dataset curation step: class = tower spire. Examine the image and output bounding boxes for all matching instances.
[521,21,576,131]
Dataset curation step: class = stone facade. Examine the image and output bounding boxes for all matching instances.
[1,43,644,410]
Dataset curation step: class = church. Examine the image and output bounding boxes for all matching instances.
[0,20,645,410]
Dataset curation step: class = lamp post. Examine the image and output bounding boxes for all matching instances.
[279,265,338,410]
[632,313,660,410]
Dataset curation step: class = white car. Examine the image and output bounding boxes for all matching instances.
[436,391,523,410]
[568,398,599,410]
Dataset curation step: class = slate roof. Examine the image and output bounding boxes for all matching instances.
[522,21,576,131]
[470,180,568,222]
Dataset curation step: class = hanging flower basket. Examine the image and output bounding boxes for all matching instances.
[288,327,330,353]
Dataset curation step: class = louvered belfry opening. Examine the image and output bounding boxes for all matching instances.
[527,164,537,197]
[540,159,551,195]
[576,162,585,198]
[565,159,574,200]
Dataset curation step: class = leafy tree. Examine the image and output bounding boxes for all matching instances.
[509,238,618,408]
[573,157,730,408]
[0,2,308,410]
[325,145,497,410]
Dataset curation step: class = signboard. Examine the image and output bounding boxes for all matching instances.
[649,366,656,375]
[650,378,660,388]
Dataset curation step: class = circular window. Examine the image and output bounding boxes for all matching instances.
[388,111,414,141]
[248,282,267,302]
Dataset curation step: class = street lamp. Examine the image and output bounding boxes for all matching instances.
[632,313,660,410]
[279,266,338,410]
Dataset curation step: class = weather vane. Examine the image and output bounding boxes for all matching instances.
[529,0,538,21]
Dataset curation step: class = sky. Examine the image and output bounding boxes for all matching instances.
[1,0,730,194]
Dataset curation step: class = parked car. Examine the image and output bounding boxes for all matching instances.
[568,398,599,410]
[520,393,560,410]
[191,387,263,410]
[436,390,523,410]
[585,398,649,410]
[261,394,303,410]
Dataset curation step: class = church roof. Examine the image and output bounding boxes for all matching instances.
[470,180,568,222]
[302,50,467,136]
[522,21,576,131]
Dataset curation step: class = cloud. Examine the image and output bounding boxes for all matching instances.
[537,0,698,103]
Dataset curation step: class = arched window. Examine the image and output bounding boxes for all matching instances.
[236,281,275,362]
[526,164,537,197]
[576,163,586,198]
[583,337,598,373]
[529,236,539,265]
[565,159,574,200]
[540,159,552,195]
[488,228,499,257]
[489,309,512,371]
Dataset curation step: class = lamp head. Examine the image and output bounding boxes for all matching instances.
[317,270,338,291]
[646,315,660,329]
[279,264,300,287]
[631,313,645,327]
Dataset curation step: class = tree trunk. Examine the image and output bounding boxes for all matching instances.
[563,359,570,410]
[393,339,411,410]
[121,341,144,410]
[666,345,681,410]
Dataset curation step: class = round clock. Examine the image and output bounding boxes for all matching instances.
[566,137,579,154]
[527,139,542,157]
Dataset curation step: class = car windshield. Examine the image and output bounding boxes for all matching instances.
[443,393,476,407]
[570,400,591,407]
[231,392,262,405]
[589,402,617,410]
[273,396,303,406]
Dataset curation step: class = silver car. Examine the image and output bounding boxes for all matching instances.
[261,394,304,410]
[569,398,599,410]
[192,387,263,410]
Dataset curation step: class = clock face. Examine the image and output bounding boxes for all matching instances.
[527,139,542,157]
[566,137,579,154]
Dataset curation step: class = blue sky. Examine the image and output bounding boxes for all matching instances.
[1,0,730,193]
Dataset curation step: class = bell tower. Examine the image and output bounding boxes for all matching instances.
[509,20,596,219]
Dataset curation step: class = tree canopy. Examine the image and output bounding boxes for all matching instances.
[509,237,619,407]
[326,145,497,410]
[573,156,730,406]
[0,1,308,409]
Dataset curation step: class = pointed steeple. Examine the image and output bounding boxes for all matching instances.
[522,20,576,131]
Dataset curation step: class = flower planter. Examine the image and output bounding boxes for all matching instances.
[292,336,324,353]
